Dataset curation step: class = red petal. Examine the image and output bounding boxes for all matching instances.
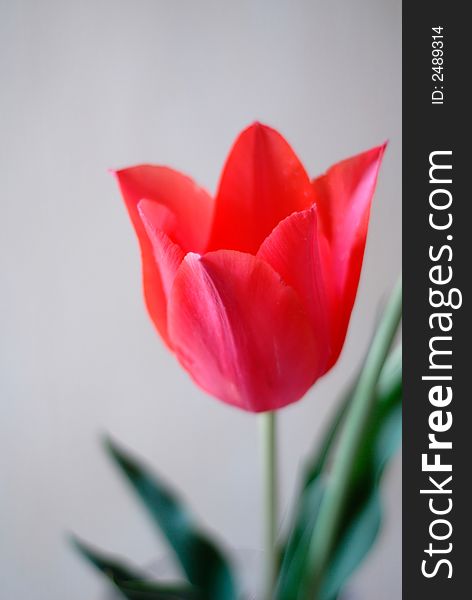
[312,144,387,370]
[138,200,185,299]
[168,250,321,412]
[207,123,314,254]
[114,166,212,345]
[257,207,330,373]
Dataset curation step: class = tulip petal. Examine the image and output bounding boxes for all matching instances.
[312,144,387,370]
[257,207,331,373]
[138,200,185,300]
[115,165,213,251]
[114,166,212,345]
[168,250,321,412]
[208,123,314,254]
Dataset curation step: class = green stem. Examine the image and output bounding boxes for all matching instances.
[303,279,402,599]
[260,411,278,600]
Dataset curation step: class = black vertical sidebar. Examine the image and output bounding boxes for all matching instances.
[403,3,470,599]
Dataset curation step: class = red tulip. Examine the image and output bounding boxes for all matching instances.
[114,124,386,412]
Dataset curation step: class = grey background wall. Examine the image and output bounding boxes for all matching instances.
[0,1,401,598]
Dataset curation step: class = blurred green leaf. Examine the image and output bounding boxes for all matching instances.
[276,341,401,600]
[276,477,326,597]
[276,371,357,599]
[303,280,401,599]
[319,351,401,600]
[71,536,199,599]
[118,580,200,600]
[105,437,238,600]
[276,348,363,597]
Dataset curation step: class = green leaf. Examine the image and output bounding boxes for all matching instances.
[118,580,200,600]
[303,280,401,598]
[321,492,381,600]
[277,290,402,599]
[320,376,401,600]
[276,350,363,599]
[71,536,199,599]
[276,478,326,598]
[104,437,238,600]
[276,375,358,599]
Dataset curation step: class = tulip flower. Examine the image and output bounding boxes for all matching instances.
[114,123,386,413]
